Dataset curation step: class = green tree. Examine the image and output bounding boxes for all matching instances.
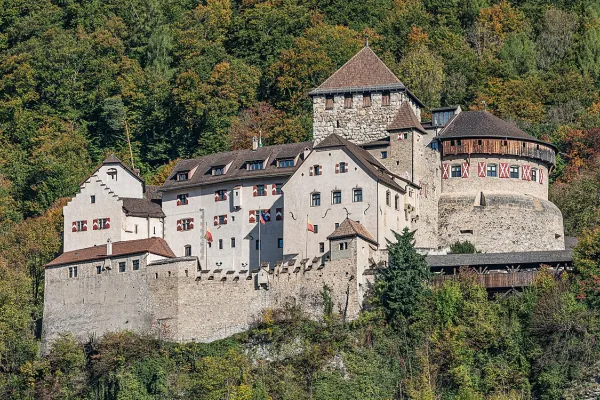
[449,240,478,254]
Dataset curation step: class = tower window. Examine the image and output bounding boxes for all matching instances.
[344,93,353,108]
[184,245,192,256]
[325,95,334,110]
[133,260,140,270]
[487,164,497,177]
[363,93,371,107]
[380,151,388,159]
[510,165,519,179]
[382,91,390,106]
[451,165,462,178]
[339,242,348,250]
[531,168,538,182]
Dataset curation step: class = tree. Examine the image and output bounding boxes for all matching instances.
[449,240,478,254]
[498,32,537,78]
[535,8,577,71]
[375,228,431,326]
[397,38,445,107]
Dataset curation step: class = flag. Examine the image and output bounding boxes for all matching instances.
[260,210,270,224]
[204,227,213,243]
[307,218,315,233]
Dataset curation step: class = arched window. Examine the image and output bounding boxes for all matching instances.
[386,191,391,206]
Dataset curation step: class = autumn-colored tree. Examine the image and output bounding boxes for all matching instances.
[472,0,527,57]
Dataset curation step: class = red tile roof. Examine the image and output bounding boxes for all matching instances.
[46,237,175,267]
[387,102,427,134]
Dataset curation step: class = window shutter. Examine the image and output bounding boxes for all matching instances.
[253,185,258,197]
[223,214,228,225]
[522,165,531,181]
[335,163,339,174]
[478,162,486,177]
[190,218,194,229]
[442,163,449,179]
[224,191,228,200]
[214,191,220,202]
[319,165,323,175]
[177,220,182,231]
[72,221,77,232]
[105,218,110,229]
[93,219,98,230]
[539,169,544,184]
[213,216,219,226]
[461,162,469,178]
[272,184,277,195]
[249,210,256,223]
[177,198,181,206]
[83,220,88,231]
[499,163,509,178]
[309,166,314,176]
[276,208,283,221]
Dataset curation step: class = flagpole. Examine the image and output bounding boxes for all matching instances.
[258,207,261,268]
[305,214,308,260]
[204,221,207,270]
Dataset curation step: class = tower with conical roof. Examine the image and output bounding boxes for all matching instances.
[310,46,424,145]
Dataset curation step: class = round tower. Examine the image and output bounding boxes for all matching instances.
[436,111,564,253]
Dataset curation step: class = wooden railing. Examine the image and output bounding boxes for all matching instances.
[442,139,555,165]
[432,270,539,289]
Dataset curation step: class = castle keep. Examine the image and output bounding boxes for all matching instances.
[43,46,570,346]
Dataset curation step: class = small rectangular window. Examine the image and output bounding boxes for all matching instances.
[177,193,189,205]
[335,222,340,229]
[339,162,347,173]
[311,192,321,207]
[134,224,138,234]
[319,242,325,253]
[325,95,334,110]
[353,189,362,203]
[395,195,400,210]
[451,165,462,178]
[75,220,85,232]
[231,238,236,248]
[98,218,109,230]
[218,215,226,225]
[68,266,78,278]
[218,239,223,249]
[313,225,319,233]
[133,260,140,270]
[510,166,519,179]
[90,195,96,204]
[332,191,342,204]
[386,191,391,206]
[96,265,102,274]
[344,93,353,109]
[182,218,193,230]
[339,242,348,250]
[531,169,538,182]
[177,171,189,181]
[278,238,283,248]
[313,165,321,175]
[277,159,295,168]
[256,184,266,196]
[487,164,497,177]
[382,91,390,106]
[275,183,283,195]
[363,93,371,107]
[380,151,387,159]
[119,262,126,273]
[255,240,261,250]
[185,245,192,256]
[185,270,189,277]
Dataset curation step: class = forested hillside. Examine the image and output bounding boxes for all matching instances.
[1,0,600,398]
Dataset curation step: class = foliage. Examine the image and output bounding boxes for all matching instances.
[449,240,478,254]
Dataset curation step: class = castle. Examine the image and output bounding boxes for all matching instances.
[43,46,570,346]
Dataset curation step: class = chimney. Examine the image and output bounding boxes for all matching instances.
[252,136,258,151]
[106,238,112,256]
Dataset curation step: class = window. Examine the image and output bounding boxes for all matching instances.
[502,140,508,146]
[311,192,321,207]
[382,91,390,106]
[119,262,126,273]
[344,93,353,108]
[457,140,462,146]
[247,160,264,170]
[451,165,462,178]
[184,245,192,256]
[353,188,363,202]
[277,158,295,168]
[275,183,283,195]
[134,224,138,234]
[363,92,371,107]
[107,168,118,181]
[395,194,400,210]
[90,195,96,204]
[450,140,455,146]
[319,242,325,253]
[386,191,391,206]
[68,266,78,278]
[325,95,334,110]
[182,218,193,231]
[335,222,340,229]
[313,225,319,233]
[478,139,483,145]
[314,165,321,175]
[531,168,538,182]
[215,190,226,201]
[177,193,188,205]
[96,265,102,275]
[255,240,261,250]
[218,215,226,225]
[212,165,225,175]
[133,260,140,271]
[75,220,86,232]
[278,238,283,248]
[332,191,342,204]
[98,218,109,230]
[487,164,497,177]
[256,184,266,196]
[339,242,348,250]
[218,239,223,249]
[510,165,519,179]
[177,171,189,181]
[231,238,236,248]
[380,151,388,159]
[339,162,347,173]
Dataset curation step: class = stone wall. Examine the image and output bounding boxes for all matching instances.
[438,192,565,253]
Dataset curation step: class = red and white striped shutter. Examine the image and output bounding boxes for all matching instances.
[442,163,449,179]
[190,218,194,229]
[93,219,98,230]
[276,207,282,221]
[212,215,218,226]
[539,169,544,184]
[252,185,258,197]
[478,162,486,177]
[335,163,339,174]
[319,165,323,175]
[272,184,277,195]
[249,210,255,223]
[177,219,182,231]
[397,133,403,140]
[499,163,509,178]
[224,191,228,200]
[105,218,110,229]
[309,166,314,176]
[462,162,469,178]
[72,221,77,232]
[177,198,181,206]
[425,185,428,198]
[223,214,228,225]
[522,165,530,180]
[83,220,88,231]
[214,191,220,202]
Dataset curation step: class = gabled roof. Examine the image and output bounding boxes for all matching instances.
[387,102,427,134]
[438,111,554,149]
[45,237,175,267]
[161,142,313,191]
[121,197,165,218]
[327,218,378,245]
[314,134,411,191]
[309,47,404,95]
[80,155,144,188]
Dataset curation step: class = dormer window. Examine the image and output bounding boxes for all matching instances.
[277,158,295,168]
[177,171,189,181]
[212,165,225,176]
[246,160,264,170]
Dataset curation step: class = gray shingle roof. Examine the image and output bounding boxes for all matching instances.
[161,142,312,191]
[387,102,427,134]
[426,250,573,269]
[327,218,377,245]
[121,197,165,218]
